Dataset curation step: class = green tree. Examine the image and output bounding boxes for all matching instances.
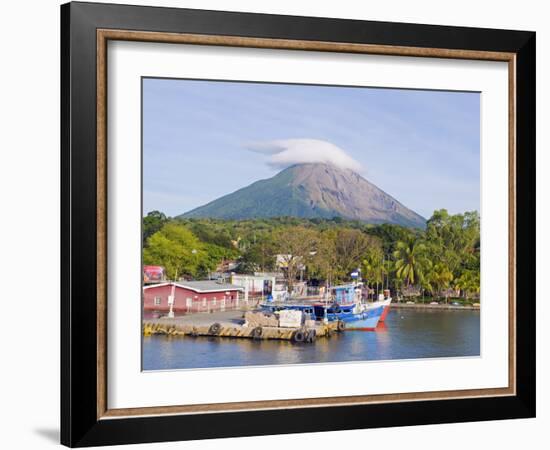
[393,238,431,287]
[425,209,480,276]
[365,222,416,256]
[273,226,319,293]
[142,211,168,245]
[454,270,480,300]
[425,263,454,302]
[201,243,240,277]
[237,236,277,273]
[333,229,378,282]
[309,230,338,287]
[143,223,207,279]
[143,233,188,281]
[362,246,384,298]
[183,218,235,248]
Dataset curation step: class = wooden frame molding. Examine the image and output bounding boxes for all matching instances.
[97,29,516,61]
[96,29,517,420]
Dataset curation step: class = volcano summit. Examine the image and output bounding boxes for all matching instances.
[181,163,426,228]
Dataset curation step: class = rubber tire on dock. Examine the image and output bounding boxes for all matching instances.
[337,320,346,332]
[306,329,316,343]
[251,327,263,339]
[209,323,222,335]
[293,329,306,343]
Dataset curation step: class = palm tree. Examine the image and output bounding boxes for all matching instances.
[426,263,454,303]
[393,238,431,288]
[362,247,384,298]
[454,270,480,300]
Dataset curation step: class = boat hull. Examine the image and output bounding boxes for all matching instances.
[344,303,385,330]
[378,298,392,322]
[343,298,392,330]
[344,316,382,330]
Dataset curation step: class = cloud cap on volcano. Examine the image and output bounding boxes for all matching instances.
[246,139,362,171]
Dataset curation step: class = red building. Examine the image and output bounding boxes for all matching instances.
[143,280,244,314]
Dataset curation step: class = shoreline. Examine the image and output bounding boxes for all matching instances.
[392,303,479,311]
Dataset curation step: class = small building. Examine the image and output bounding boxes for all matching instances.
[255,271,288,301]
[230,274,276,297]
[143,280,244,314]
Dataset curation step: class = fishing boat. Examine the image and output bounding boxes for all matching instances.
[328,283,392,325]
[261,293,392,331]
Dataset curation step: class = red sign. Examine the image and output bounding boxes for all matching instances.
[143,265,165,283]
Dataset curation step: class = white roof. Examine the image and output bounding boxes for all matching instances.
[144,281,243,293]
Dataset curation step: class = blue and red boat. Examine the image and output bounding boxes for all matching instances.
[342,297,391,330]
[329,285,392,325]
[261,290,392,331]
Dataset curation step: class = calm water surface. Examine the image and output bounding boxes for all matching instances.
[142,309,480,370]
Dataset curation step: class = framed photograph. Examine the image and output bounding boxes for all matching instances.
[61,2,535,447]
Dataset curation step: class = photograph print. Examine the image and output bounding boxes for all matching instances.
[141,78,481,371]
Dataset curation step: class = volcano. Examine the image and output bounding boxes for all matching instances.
[180,163,426,228]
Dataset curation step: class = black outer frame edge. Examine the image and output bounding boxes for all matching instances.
[60,2,536,447]
[62,2,101,446]
[79,396,533,447]
[60,2,71,447]
[514,33,536,414]
[66,1,535,51]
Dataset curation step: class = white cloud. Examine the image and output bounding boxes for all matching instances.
[246,139,362,171]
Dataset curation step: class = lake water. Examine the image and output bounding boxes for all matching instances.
[142,308,480,371]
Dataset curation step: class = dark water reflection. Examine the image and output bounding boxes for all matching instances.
[142,309,480,370]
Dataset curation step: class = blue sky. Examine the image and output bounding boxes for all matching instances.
[143,78,480,219]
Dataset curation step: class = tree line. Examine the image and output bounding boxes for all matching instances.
[142,209,480,301]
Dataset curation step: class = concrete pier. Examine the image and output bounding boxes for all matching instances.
[142,309,341,343]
